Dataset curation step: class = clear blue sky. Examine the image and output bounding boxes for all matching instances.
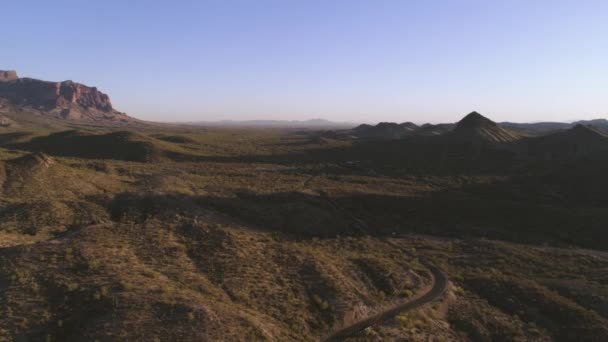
[4,0,608,123]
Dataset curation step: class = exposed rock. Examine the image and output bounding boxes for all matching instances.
[0,78,113,111]
[0,70,18,81]
[0,71,133,122]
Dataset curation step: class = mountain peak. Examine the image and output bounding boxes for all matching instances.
[456,111,496,129]
[452,111,520,143]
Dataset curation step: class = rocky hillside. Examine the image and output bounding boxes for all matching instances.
[329,112,521,141]
[450,111,522,143]
[0,70,133,122]
[524,124,608,159]
[0,121,607,340]
[353,122,418,139]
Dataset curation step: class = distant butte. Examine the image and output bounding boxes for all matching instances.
[0,70,18,81]
[0,70,133,122]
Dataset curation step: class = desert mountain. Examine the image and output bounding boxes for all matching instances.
[333,112,523,141]
[400,122,419,130]
[416,123,455,136]
[0,70,133,123]
[353,122,419,139]
[525,124,608,158]
[501,119,608,134]
[450,111,521,143]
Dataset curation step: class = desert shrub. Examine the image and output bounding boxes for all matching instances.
[312,294,330,310]
[401,289,414,298]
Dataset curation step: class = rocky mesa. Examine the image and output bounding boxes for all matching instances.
[0,70,18,81]
[0,70,133,122]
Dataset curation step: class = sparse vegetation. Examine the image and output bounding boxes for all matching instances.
[0,109,607,341]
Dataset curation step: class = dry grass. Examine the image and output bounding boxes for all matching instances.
[0,109,607,340]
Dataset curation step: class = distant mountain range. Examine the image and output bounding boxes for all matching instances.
[325,111,608,160]
[523,123,608,158]
[328,112,608,141]
[500,119,608,134]
[187,117,608,131]
[2,69,606,133]
[194,117,608,131]
[186,118,358,128]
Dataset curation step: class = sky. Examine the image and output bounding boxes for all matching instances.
[3,0,608,123]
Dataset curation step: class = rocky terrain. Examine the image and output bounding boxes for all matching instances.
[449,111,522,143]
[0,70,133,123]
[0,70,18,81]
[0,101,607,341]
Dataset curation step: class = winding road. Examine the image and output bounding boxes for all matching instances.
[322,264,448,341]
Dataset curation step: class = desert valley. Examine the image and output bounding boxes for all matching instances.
[0,70,606,341]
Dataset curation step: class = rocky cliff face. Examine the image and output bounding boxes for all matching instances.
[0,70,18,81]
[0,71,133,122]
[0,78,114,112]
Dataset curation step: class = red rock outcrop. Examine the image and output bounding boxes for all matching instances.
[0,71,133,122]
[0,70,18,81]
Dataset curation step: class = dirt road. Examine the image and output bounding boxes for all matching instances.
[322,264,448,341]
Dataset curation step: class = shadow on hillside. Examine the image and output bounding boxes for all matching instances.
[463,157,608,207]
[170,137,522,176]
[0,131,34,145]
[8,130,164,162]
[108,184,608,251]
